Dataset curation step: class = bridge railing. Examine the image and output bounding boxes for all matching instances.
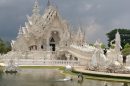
[68,47,94,58]
[3,59,80,66]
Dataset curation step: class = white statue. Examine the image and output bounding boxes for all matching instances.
[90,41,107,70]
[110,31,122,61]
[115,31,122,52]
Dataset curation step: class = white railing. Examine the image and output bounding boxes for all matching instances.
[3,59,80,66]
[68,47,94,58]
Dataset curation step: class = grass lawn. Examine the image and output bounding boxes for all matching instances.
[0,66,3,73]
[19,66,64,69]
[19,66,76,76]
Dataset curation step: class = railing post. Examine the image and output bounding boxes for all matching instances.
[7,59,79,66]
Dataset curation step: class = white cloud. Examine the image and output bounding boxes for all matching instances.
[111,14,130,29]
[84,19,103,43]
[0,0,130,44]
[96,4,101,9]
[84,4,93,11]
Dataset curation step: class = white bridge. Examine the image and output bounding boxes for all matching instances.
[1,44,95,67]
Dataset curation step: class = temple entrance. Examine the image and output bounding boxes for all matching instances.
[49,31,60,51]
[50,44,55,51]
[49,37,56,51]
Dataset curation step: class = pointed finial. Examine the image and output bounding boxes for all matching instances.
[116,29,120,36]
[78,26,83,36]
[32,0,40,15]
[83,29,86,42]
[47,0,51,7]
[117,29,118,32]
[18,26,23,35]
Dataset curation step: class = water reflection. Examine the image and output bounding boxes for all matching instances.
[0,69,129,86]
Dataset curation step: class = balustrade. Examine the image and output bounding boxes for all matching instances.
[3,59,80,66]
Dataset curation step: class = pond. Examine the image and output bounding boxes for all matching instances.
[0,69,129,86]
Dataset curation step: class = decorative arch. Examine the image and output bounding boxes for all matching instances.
[49,31,60,51]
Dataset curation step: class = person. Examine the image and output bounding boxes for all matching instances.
[123,55,127,65]
[103,48,107,56]
[77,73,83,81]
[77,73,83,84]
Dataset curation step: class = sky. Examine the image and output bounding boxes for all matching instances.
[0,0,130,44]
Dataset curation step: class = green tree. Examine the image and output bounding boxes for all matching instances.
[124,43,130,48]
[122,48,130,56]
[106,29,130,48]
[0,38,11,54]
[122,43,130,56]
[101,43,106,49]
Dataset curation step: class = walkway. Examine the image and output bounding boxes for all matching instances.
[73,67,130,79]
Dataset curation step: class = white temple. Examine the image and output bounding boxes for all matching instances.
[1,0,126,69]
[11,0,85,52]
[0,0,90,62]
[1,0,130,75]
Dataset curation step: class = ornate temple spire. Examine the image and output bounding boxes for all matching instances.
[17,26,23,38]
[47,0,51,7]
[83,29,86,43]
[18,26,23,35]
[115,30,120,43]
[75,26,84,45]
[115,30,122,50]
[32,0,40,15]
[77,26,83,38]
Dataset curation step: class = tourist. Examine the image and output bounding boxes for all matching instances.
[103,48,107,56]
[123,55,127,65]
[77,73,83,80]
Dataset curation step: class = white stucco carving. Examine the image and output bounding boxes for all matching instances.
[11,0,85,52]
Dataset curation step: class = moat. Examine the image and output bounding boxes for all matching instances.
[0,69,129,86]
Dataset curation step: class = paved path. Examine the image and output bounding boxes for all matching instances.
[74,67,130,78]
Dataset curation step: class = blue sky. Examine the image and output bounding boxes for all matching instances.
[0,0,130,44]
